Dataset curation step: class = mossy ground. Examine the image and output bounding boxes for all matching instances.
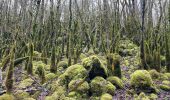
[0,39,170,99]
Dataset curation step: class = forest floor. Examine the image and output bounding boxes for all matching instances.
[0,39,170,100]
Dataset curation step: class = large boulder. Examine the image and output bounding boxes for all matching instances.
[130,70,157,93]
[130,70,153,88]
[82,55,108,80]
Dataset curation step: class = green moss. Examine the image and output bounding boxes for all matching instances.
[58,64,88,85]
[45,88,66,100]
[134,92,150,100]
[160,84,170,91]
[90,95,100,100]
[33,51,42,57]
[82,55,108,79]
[159,73,169,80]
[90,77,116,96]
[130,70,153,88]
[23,98,36,100]
[162,80,170,85]
[100,93,112,100]
[68,91,82,98]
[15,90,29,99]
[0,94,14,100]
[31,91,41,99]
[35,64,46,84]
[80,53,87,60]
[18,78,34,88]
[149,93,158,100]
[103,81,116,95]
[57,61,68,69]
[68,78,89,94]
[45,73,56,81]
[33,61,46,70]
[149,69,160,79]
[164,73,170,79]
[107,76,124,89]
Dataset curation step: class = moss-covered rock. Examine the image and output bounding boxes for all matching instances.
[33,51,42,57]
[134,92,150,100]
[159,73,169,80]
[0,94,14,100]
[149,69,160,79]
[68,91,82,99]
[58,64,87,85]
[160,84,170,91]
[130,70,153,88]
[100,93,112,100]
[45,86,66,100]
[57,61,68,69]
[107,76,124,89]
[149,93,158,100]
[90,95,100,100]
[33,61,46,71]
[104,81,116,95]
[80,53,87,60]
[45,73,56,81]
[90,77,116,96]
[68,78,89,94]
[162,80,170,85]
[15,90,30,99]
[18,78,34,89]
[164,73,170,79]
[35,64,46,84]
[82,55,108,80]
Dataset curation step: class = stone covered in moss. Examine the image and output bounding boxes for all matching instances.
[100,93,112,100]
[15,90,30,99]
[58,64,88,85]
[45,73,56,81]
[149,69,160,79]
[162,80,170,85]
[33,51,42,57]
[130,70,153,88]
[160,84,170,91]
[18,78,34,89]
[164,73,170,79]
[160,80,170,91]
[90,95,100,100]
[159,73,169,80]
[33,61,46,71]
[57,61,68,69]
[134,92,150,100]
[35,64,46,84]
[68,78,89,94]
[90,76,116,96]
[68,91,83,99]
[0,94,14,100]
[82,55,108,80]
[149,93,158,100]
[107,76,124,89]
[45,86,66,100]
